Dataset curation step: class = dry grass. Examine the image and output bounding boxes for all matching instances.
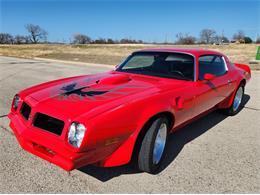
[0,44,259,69]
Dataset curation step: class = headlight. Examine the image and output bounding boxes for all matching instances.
[68,122,86,148]
[13,95,21,110]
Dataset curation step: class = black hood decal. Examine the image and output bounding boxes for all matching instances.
[52,82,147,101]
[60,83,108,97]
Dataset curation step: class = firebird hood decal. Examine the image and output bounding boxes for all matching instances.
[60,83,108,97]
[58,82,146,101]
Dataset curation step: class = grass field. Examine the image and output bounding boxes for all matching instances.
[0,44,259,69]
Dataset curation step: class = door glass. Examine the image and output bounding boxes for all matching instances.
[198,55,227,80]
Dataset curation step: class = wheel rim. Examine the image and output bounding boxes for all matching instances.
[233,86,243,112]
[153,123,167,165]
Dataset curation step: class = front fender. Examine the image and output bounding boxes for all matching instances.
[101,100,174,167]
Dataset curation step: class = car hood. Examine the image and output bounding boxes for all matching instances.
[24,71,184,120]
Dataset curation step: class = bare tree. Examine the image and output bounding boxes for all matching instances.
[72,33,91,44]
[119,38,143,44]
[200,29,216,44]
[222,36,229,43]
[0,33,14,44]
[233,30,245,41]
[212,35,224,44]
[25,24,48,43]
[14,35,31,44]
[175,33,196,44]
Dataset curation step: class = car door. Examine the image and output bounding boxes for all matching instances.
[193,54,230,116]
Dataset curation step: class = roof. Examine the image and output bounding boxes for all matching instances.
[137,48,224,57]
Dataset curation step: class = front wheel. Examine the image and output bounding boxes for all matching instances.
[137,117,169,174]
[224,84,245,115]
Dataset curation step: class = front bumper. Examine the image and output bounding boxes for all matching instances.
[8,112,96,171]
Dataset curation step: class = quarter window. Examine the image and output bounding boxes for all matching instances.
[198,55,227,80]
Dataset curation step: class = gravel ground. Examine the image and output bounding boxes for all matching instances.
[0,56,259,193]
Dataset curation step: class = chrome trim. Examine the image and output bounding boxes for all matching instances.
[222,56,229,72]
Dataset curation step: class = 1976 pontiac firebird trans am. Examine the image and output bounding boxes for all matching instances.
[8,48,251,174]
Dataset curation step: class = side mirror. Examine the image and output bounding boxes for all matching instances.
[204,73,215,81]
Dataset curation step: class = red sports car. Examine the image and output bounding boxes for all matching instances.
[8,48,251,173]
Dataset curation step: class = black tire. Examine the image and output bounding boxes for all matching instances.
[224,83,245,116]
[137,117,169,174]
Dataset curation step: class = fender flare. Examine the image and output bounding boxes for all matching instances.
[226,78,246,108]
[219,77,246,109]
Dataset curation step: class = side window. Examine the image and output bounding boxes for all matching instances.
[198,55,227,80]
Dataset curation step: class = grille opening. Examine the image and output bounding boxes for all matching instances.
[33,113,64,136]
[20,102,31,120]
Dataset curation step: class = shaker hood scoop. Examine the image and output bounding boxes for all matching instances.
[97,73,132,85]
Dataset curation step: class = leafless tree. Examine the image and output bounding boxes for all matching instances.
[119,38,143,44]
[25,24,48,43]
[0,33,14,44]
[72,33,91,44]
[200,29,216,44]
[175,33,196,44]
[233,30,245,41]
[213,35,226,44]
[221,36,229,43]
[14,35,32,44]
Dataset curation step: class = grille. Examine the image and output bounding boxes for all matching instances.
[20,102,31,120]
[33,113,64,136]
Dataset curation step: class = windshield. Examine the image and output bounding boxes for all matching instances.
[117,52,195,81]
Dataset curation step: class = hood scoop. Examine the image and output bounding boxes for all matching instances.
[97,74,131,85]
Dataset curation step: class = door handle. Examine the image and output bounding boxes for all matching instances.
[228,80,232,85]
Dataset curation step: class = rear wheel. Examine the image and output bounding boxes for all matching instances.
[224,84,245,115]
[137,117,169,174]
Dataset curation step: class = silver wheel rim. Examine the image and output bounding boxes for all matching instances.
[153,123,167,165]
[233,86,243,111]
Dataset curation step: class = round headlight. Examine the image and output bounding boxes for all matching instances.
[68,122,86,148]
[13,95,21,110]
